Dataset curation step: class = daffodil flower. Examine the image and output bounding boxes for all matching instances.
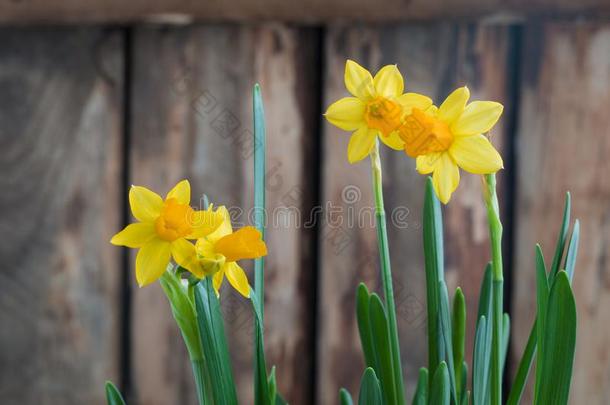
[324,59,433,163]
[111,180,223,287]
[179,206,267,298]
[397,86,504,203]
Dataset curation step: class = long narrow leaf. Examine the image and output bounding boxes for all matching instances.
[194,279,238,404]
[358,368,383,405]
[369,294,398,405]
[340,388,354,405]
[534,245,549,401]
[550,192,571,280]
[105,381,126,405]
[356,283,377,369]
[535,271,577,405]
[251,287,272,404]
[438,281,457,403]
[423,177,445,381]
[564,219,580,281]
[452,287,466,402]
[430,362,450,405]
[412,368,429,405]
[472,316,491,405]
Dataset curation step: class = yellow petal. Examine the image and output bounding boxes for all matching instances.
[325,97,366,131]
[449,134,503,174]
[416,153,442,174]
[170,238,197,269]
[379,130,404,151]
[438,86,470,125]
[166,179,190,204]
[432,153,460,204]
[206,206,233,242]
[129,186,163,222]
[373,65,404,98]
[347,126,376,163]
[212,269,224,297]
[188,208,224,239]
[111,223,156,248]
[225,262,251,298]
[135,238,171,287]
[452,101,503,137]
[215,226,267,262]
[397,93,433,114]
[345,60,375,101]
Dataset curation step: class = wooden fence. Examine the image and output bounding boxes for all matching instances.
[0,10,609,405]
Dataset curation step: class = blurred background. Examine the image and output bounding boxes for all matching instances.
[1,1,609,405]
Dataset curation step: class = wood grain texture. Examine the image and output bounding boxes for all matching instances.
[0,29,124,404]
[1,0,610,24]
[317,23,512,403]
[129,24,319,405]
[512,21,610,404]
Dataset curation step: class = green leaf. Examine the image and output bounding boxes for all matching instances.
[460,361,468,404]
[430,362,450,405]
[534,245,549,399]
[472,316,491,405]
[369,293,398,405]
[105,381,126,405]
[550,192,571,280]
[564,219,580,282]
[476,264,493,327]
[358,368,383,405]
[268,366,278,404]
[423,177,445,381]
[535,271,577,405]
[251,287,272,405]
[501,313,510,372]
[340,388,354,405]
[194,278,238,405]
[507,197,576,405]
[438,281,457,403]
[452,287,466,402]
[356,283,377,369]
[253,83,266,305]
[412,368,429,405]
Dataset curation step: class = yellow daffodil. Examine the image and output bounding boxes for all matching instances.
[179,206,267,298]
[324,59,433,163]
[397,86,504,204]
[111,180,223,287]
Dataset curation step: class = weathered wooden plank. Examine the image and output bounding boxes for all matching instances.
[317,24,512,402]
[0,29,124,404]
[129,25,319,405]
[1,0,610,25]
[512,21,610,404]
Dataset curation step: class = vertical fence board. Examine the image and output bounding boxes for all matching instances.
[129,24,318,405]
[512,21,610,404]
[318,23,512,402]
[0,29,124,404]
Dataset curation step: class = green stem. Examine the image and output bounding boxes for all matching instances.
[370,141,405,404]
[483,174,504,405]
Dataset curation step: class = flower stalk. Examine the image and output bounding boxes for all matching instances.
[483,173,504,405]
[370,140,406,404]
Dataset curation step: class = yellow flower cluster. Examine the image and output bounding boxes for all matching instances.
[111,180,267,295]
[325,60,504,204]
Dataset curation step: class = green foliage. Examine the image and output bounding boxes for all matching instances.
[193,278,239,404]
[412,368,429,405]
[105,381,126,405]
[340,388,354,405]
[358,368,383,405]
